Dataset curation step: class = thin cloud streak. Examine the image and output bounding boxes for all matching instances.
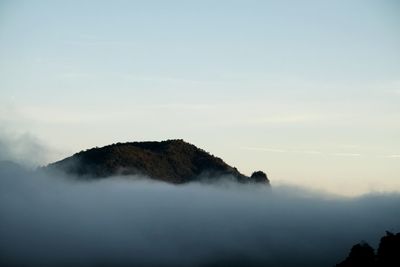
[331,153,362,157]
[240,147,400,159]
[241,146,287,153]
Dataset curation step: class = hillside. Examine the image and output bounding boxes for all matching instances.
[46,139,269,184]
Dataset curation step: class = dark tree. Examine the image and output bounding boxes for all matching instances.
[336,232,400,267]
[377,232,400,267]
[336,242,376,267]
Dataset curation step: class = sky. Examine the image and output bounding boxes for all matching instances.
[0,0,399,196]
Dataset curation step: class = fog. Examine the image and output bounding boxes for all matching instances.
[0,130,51,168]
[1,163,400,267]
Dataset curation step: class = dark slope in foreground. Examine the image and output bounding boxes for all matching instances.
[46,139,269,184]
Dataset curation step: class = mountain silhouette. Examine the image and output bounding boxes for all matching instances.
[335,232,400,267]
[46,139,269,184]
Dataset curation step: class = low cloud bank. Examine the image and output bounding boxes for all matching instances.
[1,164,400,267]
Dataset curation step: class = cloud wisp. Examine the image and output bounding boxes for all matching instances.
[0,130,50,167]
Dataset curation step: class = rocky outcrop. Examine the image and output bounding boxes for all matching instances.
[250,171,269,183]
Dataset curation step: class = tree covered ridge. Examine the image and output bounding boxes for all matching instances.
[46,139,269,184]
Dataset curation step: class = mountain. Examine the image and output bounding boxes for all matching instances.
[46,139,269,184]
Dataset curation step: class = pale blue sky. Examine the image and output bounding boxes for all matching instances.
[1,0,399,195]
